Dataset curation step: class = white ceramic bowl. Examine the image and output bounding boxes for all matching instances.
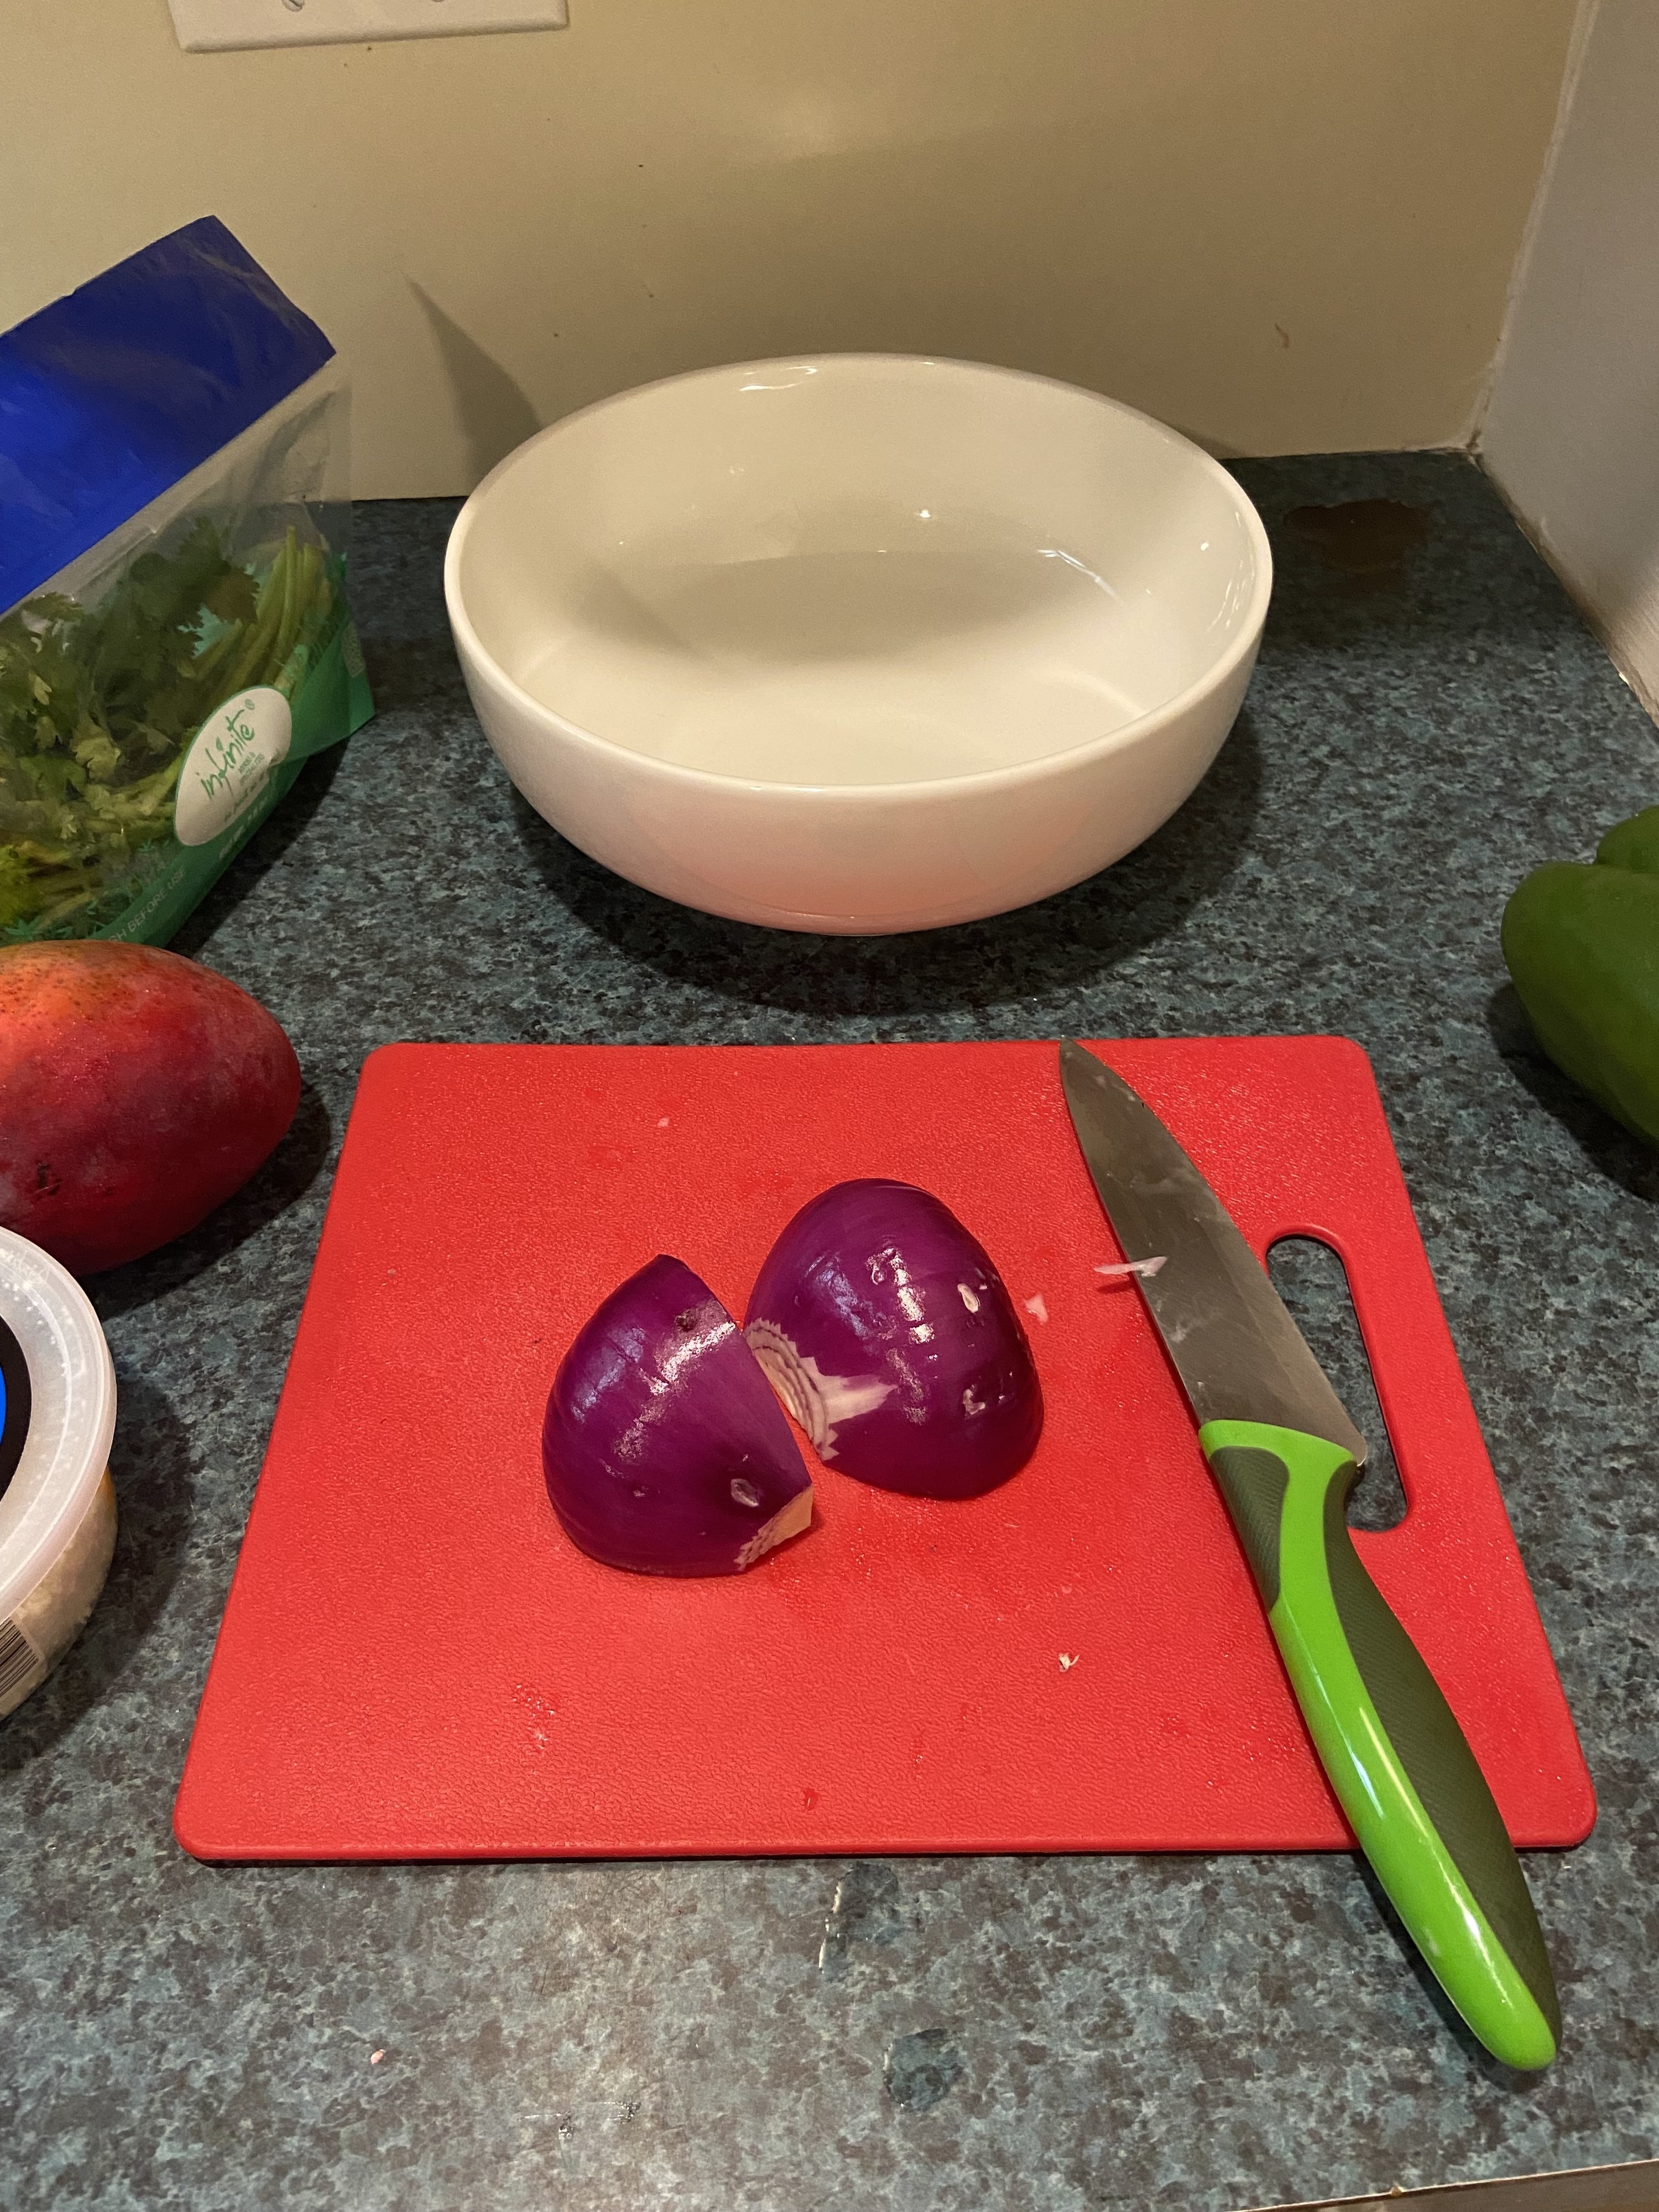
[445,355,1271,935]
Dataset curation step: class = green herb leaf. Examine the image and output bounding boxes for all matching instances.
[1,518,338,936]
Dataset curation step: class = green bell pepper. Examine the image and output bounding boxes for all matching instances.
[1502,805,1659,1149]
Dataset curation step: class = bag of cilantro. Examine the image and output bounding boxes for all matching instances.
[0,217,373,944]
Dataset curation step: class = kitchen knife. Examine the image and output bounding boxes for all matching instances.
[1057,1039,1561,2069]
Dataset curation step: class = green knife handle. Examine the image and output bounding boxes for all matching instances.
[1199,1417,1562,2070]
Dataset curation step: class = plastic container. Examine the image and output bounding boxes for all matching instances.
[1,216,373,946]
[0,1227,117,1718]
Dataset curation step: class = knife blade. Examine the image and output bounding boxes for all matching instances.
[1058,1040,1562,2071]
[1059,1040,1369,1460]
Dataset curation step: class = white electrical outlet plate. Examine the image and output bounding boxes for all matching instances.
[167,0,566,55]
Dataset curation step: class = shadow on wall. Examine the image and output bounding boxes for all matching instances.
[410,283,541,488]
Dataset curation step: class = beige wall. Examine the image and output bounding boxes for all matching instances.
[2,0,1578,498]
[1483,0,1659,722]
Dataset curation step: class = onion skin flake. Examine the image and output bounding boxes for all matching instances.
[542,1255,813,1575]
[744,1180,1042,1500]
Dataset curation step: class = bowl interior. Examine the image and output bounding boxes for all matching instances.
[455,357,1265,789]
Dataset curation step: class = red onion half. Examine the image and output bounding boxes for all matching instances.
[542,1256,813,1574]
[743,1180,1042,1500]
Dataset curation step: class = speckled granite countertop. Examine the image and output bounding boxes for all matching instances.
[4,455,1656,2212]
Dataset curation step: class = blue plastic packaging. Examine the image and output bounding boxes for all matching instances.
[0,217,336,613]
[0,218,372,943]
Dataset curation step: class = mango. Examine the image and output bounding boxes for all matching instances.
[0,941,300,1275]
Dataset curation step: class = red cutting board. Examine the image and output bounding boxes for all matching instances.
[175,1039,1594,1861]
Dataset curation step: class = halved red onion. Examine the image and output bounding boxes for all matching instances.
[542,1256,813,1574]
[743,1180,1042,1499]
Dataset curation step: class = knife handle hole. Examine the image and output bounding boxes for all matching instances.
[1265,1237,1407,1531]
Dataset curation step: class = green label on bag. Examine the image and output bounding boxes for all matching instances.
[95,616,373,946]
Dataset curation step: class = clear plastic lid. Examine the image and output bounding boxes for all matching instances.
[0,1229,117,1622]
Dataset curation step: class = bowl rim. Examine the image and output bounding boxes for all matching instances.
[443,351,1274,801]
